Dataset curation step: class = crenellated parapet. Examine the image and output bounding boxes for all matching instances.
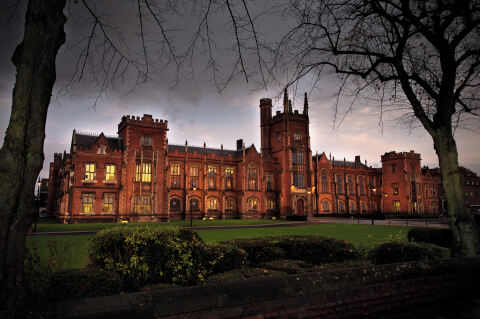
[118,113,168,132]
[381,150,421,162]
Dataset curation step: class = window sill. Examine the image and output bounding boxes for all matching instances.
[82,180,97,183]
[103,180,116,184]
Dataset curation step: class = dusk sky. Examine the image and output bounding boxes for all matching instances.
[1,1,479,178]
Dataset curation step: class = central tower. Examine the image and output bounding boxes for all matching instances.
[260,90,314,217]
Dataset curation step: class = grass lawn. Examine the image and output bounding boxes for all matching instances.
[26,224,411,270]
[197,224,411,245]
[34,218,288,233]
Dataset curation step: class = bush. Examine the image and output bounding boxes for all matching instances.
[370,242,450,265]
[47,268,123,302]
[224,238,285,266]
[408,227,453,248]
[275,236,362,264]
[205,243,247,274]
[89,226,212,288]
[262,259,314,274]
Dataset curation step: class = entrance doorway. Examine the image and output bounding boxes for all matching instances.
[297,199,305,215]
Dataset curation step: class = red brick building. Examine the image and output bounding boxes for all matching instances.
[47,91,480,223]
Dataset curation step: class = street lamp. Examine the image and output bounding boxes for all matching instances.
[191,186,197,227]
[34,178,42,232]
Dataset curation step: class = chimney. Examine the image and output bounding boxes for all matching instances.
[355,155,360,163]
[236,139,243,150]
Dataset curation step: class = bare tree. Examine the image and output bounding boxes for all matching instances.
[0,0,268,313]
[274,0,480,256]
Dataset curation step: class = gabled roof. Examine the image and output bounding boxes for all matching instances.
[168,144,244,158]
[73,131,123,151]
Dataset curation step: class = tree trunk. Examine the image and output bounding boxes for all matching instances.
[432,127,480,256]
[0,0,66,312]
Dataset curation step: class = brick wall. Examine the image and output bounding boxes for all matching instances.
[42,257,480,319]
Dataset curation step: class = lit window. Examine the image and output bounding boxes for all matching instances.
[82,193,94,213]
[103,193,114,213]
[209,198,218,210]
[141,136,152,146]
[171,163,181,188]
[170,198,181,211]
[225,167,234,190]
[322,200,330,212]
[208,166,217,189]
[142,163,152,182]
[226,198,235,211]
[84,163,95,181]
[105,164,115,182]
[248,164,257,190]
[134,195,151,214]
[267,198,275,211]
[293,132,301,141]
[248,198,258,210]
[135,164,141,182]
[189,198,199,211]
[392,183,399,195]
[190,165,199,188]
[393,200,400,213]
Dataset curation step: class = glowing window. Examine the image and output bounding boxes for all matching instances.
[248,198,258,210]
[105,164,115,182]
[134,195,151,214]
[142,163,152,182]
[209,198,218,210]
[84,163,95,181]
[103,193,114,213]
[82,193,94,213]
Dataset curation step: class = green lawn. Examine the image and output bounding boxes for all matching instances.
[34,218,287,233]
[26,224,411,270]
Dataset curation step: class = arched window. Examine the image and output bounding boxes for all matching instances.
[189,198,199,211]
[321,200,330,212]
[321,170,329,193]
[170,198,181,211]
[361,201,367,214]
[225,198,235,211]
[338,200,346,213]
[248,164,258,190]
[209,197,218,210]
[267,198,275,211]
[350,201,357,213]
[248,198,258,210]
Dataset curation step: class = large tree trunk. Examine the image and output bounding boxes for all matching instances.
[432,127,480,256]
[0,0,66,313]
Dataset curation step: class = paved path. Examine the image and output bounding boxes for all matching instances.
[27,217,447,236]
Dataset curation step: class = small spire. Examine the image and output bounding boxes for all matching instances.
[288,99,292,113]
[283,88,288,113]
[203,142,206,148]
[185,140,188,146]
[303,92,309,116]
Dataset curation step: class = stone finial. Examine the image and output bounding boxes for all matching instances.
[303,92,309,115]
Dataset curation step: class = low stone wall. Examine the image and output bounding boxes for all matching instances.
[48,257,480,318]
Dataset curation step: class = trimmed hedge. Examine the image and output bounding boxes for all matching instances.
[407,227,453,248]
[224,238,285,265]
[89,227,213,287]
[47,269,123,302]
[225,236,361,266]
[370,242,450,265]
[276,236,362,264]
[205,243,247,274]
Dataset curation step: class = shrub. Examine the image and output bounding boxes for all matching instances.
[407,227,453,248]
[47,268,123,302]
[262,259,314,274]
[205,243,247,274]
[275,236,362,264]
[89,226,211,287]
[224,238,285,266]
[370,242,450,265]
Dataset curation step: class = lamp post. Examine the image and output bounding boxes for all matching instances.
[34,178,42,232]
[191,186,197,227]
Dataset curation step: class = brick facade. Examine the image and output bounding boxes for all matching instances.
[47,92,480,223]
